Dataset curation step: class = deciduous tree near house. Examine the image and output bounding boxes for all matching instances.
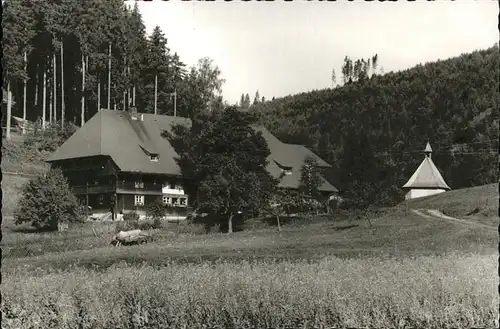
[146,197,167,222]
[164,107,277,233]
[268,187,300,231]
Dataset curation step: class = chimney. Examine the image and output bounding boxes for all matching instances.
[130,106,138,121]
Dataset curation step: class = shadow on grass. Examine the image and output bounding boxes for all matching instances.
[10,226,56,234]
[333,224,359,231]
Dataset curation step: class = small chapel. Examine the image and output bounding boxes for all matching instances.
[402,142,451,200]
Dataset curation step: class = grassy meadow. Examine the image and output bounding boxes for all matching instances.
[2,182,498,328]
[3,254,497,329]
[405,183,498,227]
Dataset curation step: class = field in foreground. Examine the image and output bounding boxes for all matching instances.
[3,254,498,329]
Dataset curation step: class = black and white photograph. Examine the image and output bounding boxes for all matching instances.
[1,0,498,327]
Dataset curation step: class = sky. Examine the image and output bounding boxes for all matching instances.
[136,0,498,105]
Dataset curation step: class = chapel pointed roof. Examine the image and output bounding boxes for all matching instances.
[402,142,450,190]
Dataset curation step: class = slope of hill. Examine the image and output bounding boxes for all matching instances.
[402,183,498,227]
[2,174,33,219]
[2,133,49,175]
[251,46,499,206]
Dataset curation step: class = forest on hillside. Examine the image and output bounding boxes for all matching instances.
[3,0,497,208]
[2,0,225,137]
[250,46,499,206]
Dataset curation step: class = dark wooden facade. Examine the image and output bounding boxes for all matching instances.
[52,155,190,219]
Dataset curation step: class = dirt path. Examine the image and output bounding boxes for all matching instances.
[412,209,496,230]
[411,209,432,219]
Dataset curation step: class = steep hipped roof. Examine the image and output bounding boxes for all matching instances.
[47,110,190,175]
[47,110,337,192]
[403,143,450,190]
[252,126,331,168]
[252,126,336,192]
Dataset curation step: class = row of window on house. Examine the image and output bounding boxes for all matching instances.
[134,195,187,207]
[86,195,188,207]
[80,180,183,191]
[133,181,183,191]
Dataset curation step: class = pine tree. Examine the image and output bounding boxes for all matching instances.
[372,54,379,75]
[2,0,35,139]
[341,56,353,85]
[253,90,260,105]
[126,3,149,108]
[240,93,245,108]
[244,93,250,108]
[142,26,171,114]
[0,0,191,132]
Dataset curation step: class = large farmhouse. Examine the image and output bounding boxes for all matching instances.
[47,108,337,219]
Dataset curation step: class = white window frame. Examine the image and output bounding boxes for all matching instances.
[134,180,144,188]
[150,155,159,162]
[134,195,145,206]
[180,198,187,207]
[162,195,171,205]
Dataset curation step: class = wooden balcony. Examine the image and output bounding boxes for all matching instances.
[71,181,186,196]
[115,181,163,195]
[72,184,116,195]
[116,181,163,189]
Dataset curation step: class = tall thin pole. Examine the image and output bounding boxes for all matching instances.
[49,80,53,124]
[81,54,85,126]
[173,90,176,117]
[61,40,65,129]
[97,77,101,111]
[53,53,57,123]
[107,43,111,109]
[86,55,88,116]
[6,80,12,140]
[127,66,131,107]
[42,67,47,130]
[133,85,136,106]
[22,51,27,135]
[154,73,158,115]
[123,57,126,111]
[34,65,38,106]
